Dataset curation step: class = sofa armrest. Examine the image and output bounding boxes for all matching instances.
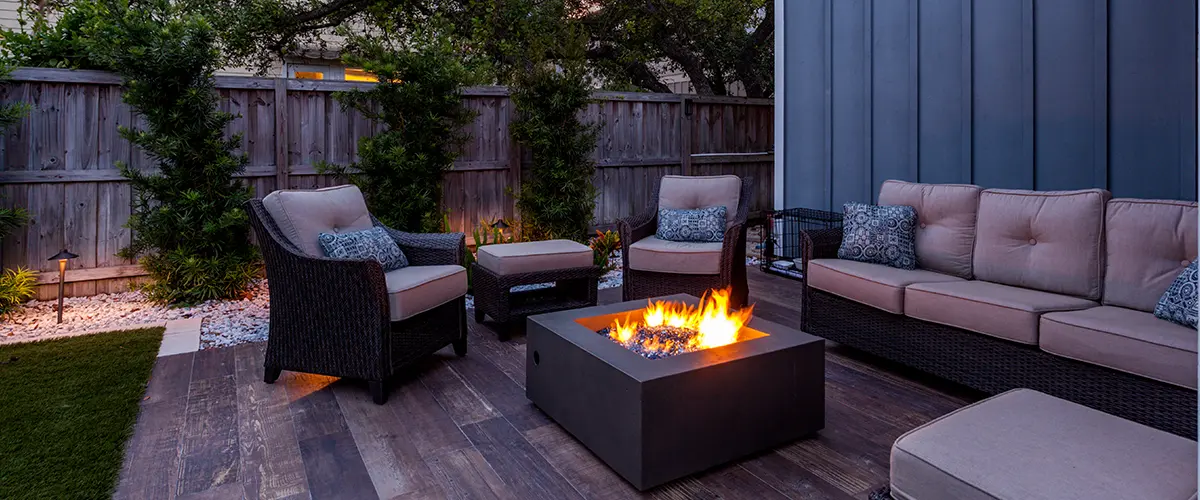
[373,217,465,267]
[617,210,657,260]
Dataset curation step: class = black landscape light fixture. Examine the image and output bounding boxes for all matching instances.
[491,218,510,239]
[47,249,78,324]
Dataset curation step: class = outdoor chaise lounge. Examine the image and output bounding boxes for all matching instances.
[246,185,468,404]
[799,180,1197,438]
[617,175,755,308]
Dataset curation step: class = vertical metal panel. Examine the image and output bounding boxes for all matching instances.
[831,0,871,208]
[784,0,832,211]
[1033,0,1107,190]
[1109,0,1198,200]
[917,0,971,184]
[870,0,918,200]
[972,0,1034,189]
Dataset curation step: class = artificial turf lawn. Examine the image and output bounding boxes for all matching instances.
[0,328,163,499]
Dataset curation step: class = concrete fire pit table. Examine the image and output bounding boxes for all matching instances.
[526,294,825,491]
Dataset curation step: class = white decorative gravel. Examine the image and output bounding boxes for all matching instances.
[1,254,768,349]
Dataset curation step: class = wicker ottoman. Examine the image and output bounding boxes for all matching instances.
[888,388,1196,500]
[472,240,602,326]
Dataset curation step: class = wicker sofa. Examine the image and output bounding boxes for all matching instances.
[246,185,468,405]
[617,175,755,308]
[799,180,1197,438]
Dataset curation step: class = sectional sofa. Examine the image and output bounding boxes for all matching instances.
[799,180,1197,438]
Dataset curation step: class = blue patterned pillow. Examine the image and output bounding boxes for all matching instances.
[837,203,917,269]
[1154,260,1198,328]
[656,206,727,242]
[318,226,408,271]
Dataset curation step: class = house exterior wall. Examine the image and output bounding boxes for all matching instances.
[777,0,1198,211]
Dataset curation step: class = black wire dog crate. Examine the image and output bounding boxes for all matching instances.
[760,208,844,280]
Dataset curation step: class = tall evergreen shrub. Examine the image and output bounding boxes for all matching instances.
[511,56,599,241]
[93,1,258,305]
[323,33,479,232]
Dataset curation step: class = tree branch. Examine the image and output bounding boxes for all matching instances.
[733,3,773,98]
[586,45,672,94]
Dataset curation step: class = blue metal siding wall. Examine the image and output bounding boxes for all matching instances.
[781,0,1197,211]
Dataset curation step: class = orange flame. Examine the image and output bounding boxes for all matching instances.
[607,288,753,355]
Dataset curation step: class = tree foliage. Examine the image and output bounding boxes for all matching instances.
[94,0,259,305]
[185,0,773,97]
[321,29,480,232]
[0,0,110,69]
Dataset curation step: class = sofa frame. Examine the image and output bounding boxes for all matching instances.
[246,199,468,405]
[797,215,1197,439]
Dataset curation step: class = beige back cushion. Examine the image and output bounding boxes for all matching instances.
[261,184,374,257]
[973,188,1110,299]
[878,180,981,278]
[658,175,742,226]
[1103,199,1198,312]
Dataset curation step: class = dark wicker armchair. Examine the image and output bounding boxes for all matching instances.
[617,175,754,308]
[245,186,467,405]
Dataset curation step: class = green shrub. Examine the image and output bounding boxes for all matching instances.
[0,0,110,69]
[511,56,599,242]
[0,268,37,317]
[321,32,480,233]
[90,1,259,305]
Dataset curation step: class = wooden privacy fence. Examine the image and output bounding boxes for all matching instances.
[0,67,773,298]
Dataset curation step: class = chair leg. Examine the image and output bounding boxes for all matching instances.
[369,380,388,405]
[474,307,485,323]
[453,338,468,357]
[264,366,282,384]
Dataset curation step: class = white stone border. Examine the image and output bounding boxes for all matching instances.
[159,318,202,357]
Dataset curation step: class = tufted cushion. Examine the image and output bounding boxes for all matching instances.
[262,185,374,257]
[1103,199,1198,312]
[657,175,742,226]
[656,206,727,242]
[878,180,981,279]
[973,188,1110,300]
[837,203,918,270]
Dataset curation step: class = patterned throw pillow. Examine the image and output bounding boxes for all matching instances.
[656,206,728,243]
[318,226,409,271]
[837,203,918,270]
[1155,260,1198,328]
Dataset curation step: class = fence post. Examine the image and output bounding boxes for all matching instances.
[273,78,289,190]
[679,95,693,175]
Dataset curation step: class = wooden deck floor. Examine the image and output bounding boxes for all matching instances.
[115,271,978,500]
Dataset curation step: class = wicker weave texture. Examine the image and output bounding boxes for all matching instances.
[616,176,754,308]
[471,263,601,324]
[794,211,1196,439]
[246,200,468,400]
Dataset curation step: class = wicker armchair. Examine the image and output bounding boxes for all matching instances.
[617,175,754,308]
[245,186,467,405]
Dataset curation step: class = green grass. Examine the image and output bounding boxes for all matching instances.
[0,328,164,499]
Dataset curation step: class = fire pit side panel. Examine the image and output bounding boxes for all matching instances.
[640,339,825,489]
[526,317,646,487]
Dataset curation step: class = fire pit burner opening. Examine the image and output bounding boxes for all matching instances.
[585,288,763,360]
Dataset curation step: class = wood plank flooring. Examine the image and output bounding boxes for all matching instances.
[116,271,979,500]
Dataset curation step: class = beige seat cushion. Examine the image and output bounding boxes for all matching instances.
[905,281,1097,344]
[628,236,722,275]
[891,389,1197,500]
[1103,198,1198,312]
[808,259,963,314]
[1041,306,1198,389]
[878,180,982,279]
[262,185,374,257]
[973,188,1110,300]
[658,175,742,226]
[476,240,593,275]
[384,265,467,321]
